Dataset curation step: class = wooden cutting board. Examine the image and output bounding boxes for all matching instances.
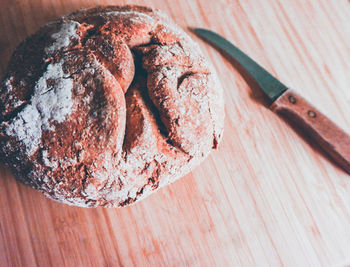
[1,0,349,266]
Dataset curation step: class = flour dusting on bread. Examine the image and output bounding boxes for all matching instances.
[46,20,80,54]
[5,60,74,156]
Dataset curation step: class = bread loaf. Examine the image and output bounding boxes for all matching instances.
[0,5,224,207]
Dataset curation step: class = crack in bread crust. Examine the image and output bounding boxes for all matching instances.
[0,5,225,207]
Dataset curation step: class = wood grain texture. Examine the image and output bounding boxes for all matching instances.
[0,0,350,266]
[271,88,350,174]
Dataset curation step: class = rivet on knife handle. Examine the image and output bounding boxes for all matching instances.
[270,88,350,173]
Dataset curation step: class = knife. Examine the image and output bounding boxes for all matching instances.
[193,28,350,174]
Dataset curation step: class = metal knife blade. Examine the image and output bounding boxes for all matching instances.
[193,27,350,174]
[193,28,288,101]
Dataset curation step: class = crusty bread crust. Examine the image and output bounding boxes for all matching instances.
[0,5,224,207]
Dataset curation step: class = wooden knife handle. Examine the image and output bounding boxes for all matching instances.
[270,88,350,174]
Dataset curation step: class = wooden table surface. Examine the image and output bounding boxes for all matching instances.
[1,0,350,266]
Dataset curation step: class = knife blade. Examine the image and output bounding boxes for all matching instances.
[193,28,350,174]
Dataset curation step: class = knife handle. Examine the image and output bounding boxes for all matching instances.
[270,88,350,174]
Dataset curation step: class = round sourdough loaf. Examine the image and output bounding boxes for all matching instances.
[0,5,224,207]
